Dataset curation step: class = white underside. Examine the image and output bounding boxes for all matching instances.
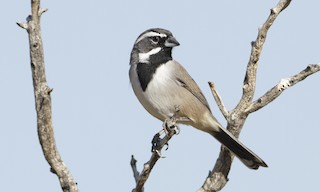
[129,61,177,121]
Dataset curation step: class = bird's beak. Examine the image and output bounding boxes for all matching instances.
[165,36,180,47]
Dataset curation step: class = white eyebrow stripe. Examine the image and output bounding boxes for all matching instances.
[135,31,167,43]
[138,47,161,63]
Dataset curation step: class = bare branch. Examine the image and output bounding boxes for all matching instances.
[237,0,292,111]
[198,172,227,192]
[132,130,175,192]
[208,82,229,120]
[246,64,320,113]
[132,117,182,191]
[18,0,78,191]
[130,155,140,184]
[199,0,293,191]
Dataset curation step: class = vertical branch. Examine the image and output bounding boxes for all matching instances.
[237,0,291,112]
[17,0,78,191]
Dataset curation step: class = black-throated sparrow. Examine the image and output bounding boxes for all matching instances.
[129,28,267,169]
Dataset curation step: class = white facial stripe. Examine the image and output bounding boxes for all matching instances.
[135,31,167,43]
[138,47,161,63]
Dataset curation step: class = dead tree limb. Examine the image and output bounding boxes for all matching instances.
[197,0,318,191]
[199,64,319,192]
[17,1,78,191]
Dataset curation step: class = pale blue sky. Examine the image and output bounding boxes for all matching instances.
[1,1,320,191]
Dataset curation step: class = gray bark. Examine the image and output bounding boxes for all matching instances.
[17,1,78,191]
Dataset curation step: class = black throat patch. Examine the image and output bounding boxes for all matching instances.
[136,48,172,91]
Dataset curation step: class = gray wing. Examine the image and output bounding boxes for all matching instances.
[172,61,211,112]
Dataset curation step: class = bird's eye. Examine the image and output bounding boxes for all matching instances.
[150,36,160,44]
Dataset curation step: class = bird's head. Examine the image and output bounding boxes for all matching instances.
[130,28,180,65]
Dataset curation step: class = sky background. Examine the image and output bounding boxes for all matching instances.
[1,1,320,192]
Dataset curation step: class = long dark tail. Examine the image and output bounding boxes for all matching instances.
[211,127,268,169]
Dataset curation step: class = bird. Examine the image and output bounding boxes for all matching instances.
[129,28,267,169]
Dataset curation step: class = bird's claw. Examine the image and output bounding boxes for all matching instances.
[163,117,180,135]
[151,133,161,153]
[150,117,181,157]
[164,143,169,151]
[151,131,169,157]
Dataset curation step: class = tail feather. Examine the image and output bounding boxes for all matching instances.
[211,127,268,169]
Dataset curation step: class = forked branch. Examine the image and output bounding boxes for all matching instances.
[198,0,319,191]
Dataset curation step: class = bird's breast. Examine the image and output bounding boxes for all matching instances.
[130,62,178,121]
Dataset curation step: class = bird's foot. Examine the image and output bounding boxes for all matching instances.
[151,132,168,157]
[151,132,161,153]
[150,117,180,156]
[163,117,180,136]
[151,130,170,153]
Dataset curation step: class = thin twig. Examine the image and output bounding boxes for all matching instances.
[131,155,140,184]
[208,82,229,120]
[246,64,320,113]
